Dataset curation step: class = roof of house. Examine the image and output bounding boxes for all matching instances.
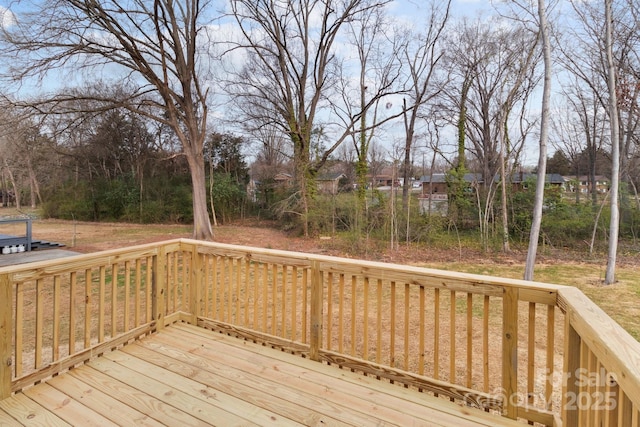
[419,173,482,184]
[419,172,567,185]
[317,172,346,181]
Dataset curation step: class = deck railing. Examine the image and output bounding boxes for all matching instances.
[1,238,639,426]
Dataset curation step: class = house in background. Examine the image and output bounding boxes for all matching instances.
[273,172,294,187]
[564,175,610,194]
[417,172,584,215]
[418,173,482,199]
[316,172,347,195]
[509,172,567,192]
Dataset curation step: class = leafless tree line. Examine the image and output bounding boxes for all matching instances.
[1,0,639,281]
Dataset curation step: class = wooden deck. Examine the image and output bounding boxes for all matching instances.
[0,322,523,427]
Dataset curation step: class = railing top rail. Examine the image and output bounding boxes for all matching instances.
[0,238,184,279]
[558,286,640,408]
[185,238,565,303]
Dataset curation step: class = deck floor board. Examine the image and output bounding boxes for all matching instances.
[0,323,524,426]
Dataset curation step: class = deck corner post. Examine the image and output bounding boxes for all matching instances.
[502,286,518,420]
[562,310,581,427]
[0,273,12,400]
[309,260,323,362]
[152,245,167,330]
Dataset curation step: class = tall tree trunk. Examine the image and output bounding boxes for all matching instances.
[604,0,620,285]
[499,121,509,253]
[3,159,20,210]
[524,0,551,281]
[26,156,42,208]
[184,143,213,241]
[402,99,415,212]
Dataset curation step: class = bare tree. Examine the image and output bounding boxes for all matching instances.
[337,2,404,238]
[524,0,553,280]
[228,0,396,236]
[0,110,52,209]
[442,17,540,249]
[604,0,620,285]
[399,0,451,211]
[0,0,215,239]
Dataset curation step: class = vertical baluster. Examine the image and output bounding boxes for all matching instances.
[350,276,356,356]
[389,281,396,369]
[363,277,369,361]
[483,295,489,392]
[419,285,425,376]
[220,257,226,322]
[302,268,308,344]
[15,281,23,378]
[545,304,555,410]
[230,258,236,324]
[69,272,77,355]
[202,256,210,318]
[450,289,456,385]
[528,302,536,406]
[327,272,333,351]
[252,262,259,329]
[145,257,152,323]
[244,259,251,327]
[52,276,61,362]
[35,279,43,369]
[85,269,92,349]
[466,293,473,388]
[124,261,131,332]
[434,288,440,382]
[281,265,287,337]
[271,264,277,335]
[376,279,382,364]
[235,258,241,325]
[291,266,298,341]
[338,274,344,354]
[262,263,268,332]
[111,264,118,337]
[181,252,188,311]
[135,259,142,327]
[404,283,409,371]
[173,253,179,312]
[212,256,219,320]
[99,266,106,342]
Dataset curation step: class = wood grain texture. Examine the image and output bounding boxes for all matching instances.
[0,322,524,426]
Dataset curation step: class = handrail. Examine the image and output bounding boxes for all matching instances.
[559,287,640,426]
[1,238,638,426]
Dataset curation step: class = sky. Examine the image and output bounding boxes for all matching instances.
[0,0,546,166]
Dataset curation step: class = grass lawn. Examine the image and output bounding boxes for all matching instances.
[425,260,640,341]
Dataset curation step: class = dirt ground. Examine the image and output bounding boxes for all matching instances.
[5,215,638,269]
[20,216,639,269]
[18,217,522,264]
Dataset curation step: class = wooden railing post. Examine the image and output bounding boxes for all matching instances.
[309,261,323,362]
[502,286,518,420]
[189,243,201,325]
[0,273,12,400]
[562,316,580,427]
[152,246,167,331]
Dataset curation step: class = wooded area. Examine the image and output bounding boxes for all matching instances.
[1,0,639,281]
